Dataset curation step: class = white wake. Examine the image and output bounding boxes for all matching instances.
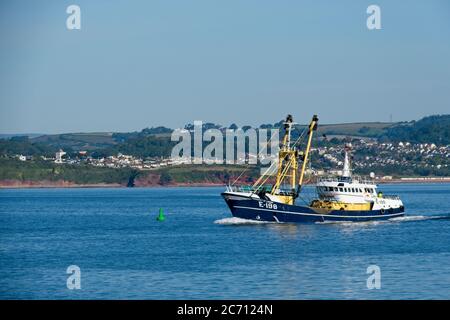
[389,215,446,222]
[316,215,447,226]
[316,220,384,226]
[214,217,275,225]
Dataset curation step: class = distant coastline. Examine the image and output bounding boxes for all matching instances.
[2,178,450,189]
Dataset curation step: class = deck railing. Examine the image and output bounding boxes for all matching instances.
[316,175,376,185]
[225,185,272,193]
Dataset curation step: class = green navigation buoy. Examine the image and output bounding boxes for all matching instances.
[156,208,165,221]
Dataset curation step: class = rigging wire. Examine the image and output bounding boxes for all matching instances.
[231,119,312,196]
[291,125,308,150]
[252,124,310,191]
[260,153,294,193]
[230,129,280,186]
[250,124,310,194]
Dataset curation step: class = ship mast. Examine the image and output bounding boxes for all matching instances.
[271,115,298,201]
[342,143,352,178]
[296,115,318,196]
[251,114,318,205]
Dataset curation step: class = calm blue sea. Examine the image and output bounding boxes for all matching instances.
[0,184,450,299]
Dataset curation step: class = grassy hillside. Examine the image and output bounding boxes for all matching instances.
[0,158,136,185]
[108,136,175,158]
[32,132,118,151]
[151,165,259,184]
[380,115,450,145]
[0,137,57,156]
[317,122,394,137]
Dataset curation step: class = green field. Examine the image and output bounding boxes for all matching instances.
[316,122,393,137]
[0,158,134,185]
[152,164,259,184]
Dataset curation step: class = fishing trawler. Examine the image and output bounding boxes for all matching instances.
[222,115,405,223]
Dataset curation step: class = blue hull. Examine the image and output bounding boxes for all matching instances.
[222,193,405,223]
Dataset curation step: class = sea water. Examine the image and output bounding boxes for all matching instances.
[0,184,449,299]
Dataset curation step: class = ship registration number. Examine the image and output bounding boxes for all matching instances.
[258,201,278,210]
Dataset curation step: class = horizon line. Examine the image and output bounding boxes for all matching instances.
[1,114,448,136]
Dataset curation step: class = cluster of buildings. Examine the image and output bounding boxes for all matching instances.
[87,153,180,169]
[52,152,182,170]
[313,140,449,175]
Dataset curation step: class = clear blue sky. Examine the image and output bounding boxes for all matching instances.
[1,0,449,133]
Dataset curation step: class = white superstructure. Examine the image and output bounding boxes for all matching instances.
[315,143,403,211]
